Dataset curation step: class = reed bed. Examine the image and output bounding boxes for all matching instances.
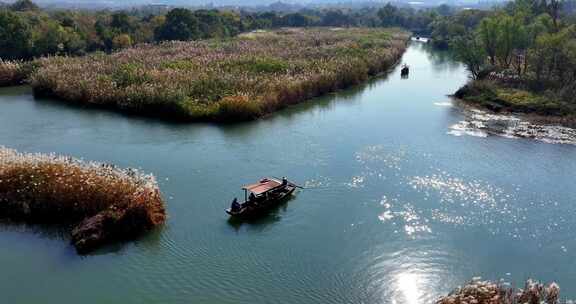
[437,278,562,304]
[0,146,166,253]
[0,60,29,86]
[30,27,409,121]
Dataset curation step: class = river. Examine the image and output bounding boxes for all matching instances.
[1,41,576,303]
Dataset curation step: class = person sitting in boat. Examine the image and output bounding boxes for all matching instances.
[249,192,257,202]
[231,198,241,211]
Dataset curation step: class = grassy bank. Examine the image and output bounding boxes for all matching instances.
[0,146,166,253]
[438,278,561,304]
[455,80,576,126]
[28,27,409,121]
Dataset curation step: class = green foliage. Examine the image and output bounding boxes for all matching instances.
[477,16,500,65]
[111,12,134,33]
[187,77,235,103]
[0,1,458,61]
[224,57,289,74]
[451,0,576,117]
[9,0,38,12]
[112,63,151,88]
[112,34,133,50]
[0,10,31,59]
[429,9,489,48]
[451,35,486,79]
[154,8,199,41]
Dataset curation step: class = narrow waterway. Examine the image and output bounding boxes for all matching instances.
[1,42,576,303]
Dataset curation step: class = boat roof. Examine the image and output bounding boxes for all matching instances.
[243,178,281,195]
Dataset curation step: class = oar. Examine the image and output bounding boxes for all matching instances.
[273,176,305,189]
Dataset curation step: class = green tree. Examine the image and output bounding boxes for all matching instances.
[9,0,38,11]
[477,16,500,65]
[529,29,569,81]
[112,34,133,50]
[452,34,487,79]
[495,15,526,67]
[32,21,66,56]
[281,13,313,27]
[377,3,402,27]
[194,10,226,39]
[111,12,134,34]
[322,10,353,27]
[154,8,199,41]
[0,10,32,59]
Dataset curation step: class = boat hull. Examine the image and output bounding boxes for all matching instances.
[226,185,296,219]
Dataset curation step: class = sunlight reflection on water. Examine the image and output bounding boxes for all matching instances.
[377,196,432,237]
[393,273,422,304]
[364,250,450,304]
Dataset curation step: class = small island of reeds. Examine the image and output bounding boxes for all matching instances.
[0,146,166,254]
[28,27,409,121]
[438,278,561,304]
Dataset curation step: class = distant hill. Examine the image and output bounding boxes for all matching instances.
[1,0,497,10]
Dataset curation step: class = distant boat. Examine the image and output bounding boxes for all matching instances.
[401,64,410,77]
[226,177,297,218]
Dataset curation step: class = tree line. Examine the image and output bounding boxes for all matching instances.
[451,0,576,98]
[0,0,461,60]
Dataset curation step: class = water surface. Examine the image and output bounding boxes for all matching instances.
[1,42,576,303]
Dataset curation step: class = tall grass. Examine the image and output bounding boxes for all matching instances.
[30,28,410,121]
[437,279,561,304]
[0,146,166,253]
[0,60,28,86]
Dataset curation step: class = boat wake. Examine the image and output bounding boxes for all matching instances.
[433,101,453,107]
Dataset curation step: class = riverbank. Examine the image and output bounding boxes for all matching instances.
[0,146,166,254]
[27,27,409,122]
[454,80,576,128]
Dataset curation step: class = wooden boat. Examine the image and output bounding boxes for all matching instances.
[226,177,297,218]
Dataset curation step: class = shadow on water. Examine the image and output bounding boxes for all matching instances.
[0,218,71,241]
[85,226,165,256]
[0,85,31,97]
[31,92,198,126]
[0,217,164,256]
[419,43,461,73]
[218,62,403,139]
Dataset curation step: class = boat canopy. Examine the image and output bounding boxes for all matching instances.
[242,178,281,195]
